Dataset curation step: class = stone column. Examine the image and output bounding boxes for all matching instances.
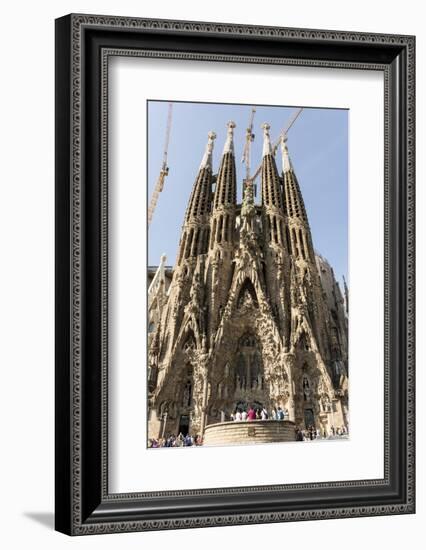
[332,398,345,430]
[283,352,296,422]
[198,353,210,436]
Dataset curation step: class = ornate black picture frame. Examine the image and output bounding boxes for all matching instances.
[55,14,415,535]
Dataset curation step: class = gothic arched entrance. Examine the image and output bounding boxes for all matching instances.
[234,333,264,392]
[303,408,315,429]
[232,332,269,410]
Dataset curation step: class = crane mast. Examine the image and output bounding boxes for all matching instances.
[148,102,173,225]
[241,107,256,182]
[272,106,303,155]
[249,107,304,183]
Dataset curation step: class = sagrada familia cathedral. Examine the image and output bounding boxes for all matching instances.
[147,120,349,445]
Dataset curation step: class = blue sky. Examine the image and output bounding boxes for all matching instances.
[148,101,348,287]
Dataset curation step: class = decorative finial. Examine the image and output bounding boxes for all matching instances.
[199,131,217,170]
[280,133,293,172]
[160,253,167,264]
[223,121,236,155]
[262,122,272,157]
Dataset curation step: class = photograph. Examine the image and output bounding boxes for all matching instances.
[147,100,349,449]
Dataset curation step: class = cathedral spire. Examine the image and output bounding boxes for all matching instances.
[281,134,293,172]
[261,122,283,210]
[208,121,237,250]
[261,123,285,248]
[199,130,216,170]
[262,122,273,157]
[185,131,216,221]
[222,120,236,155]
[212,121,237,210]
[176,131,215,265]
[281,135,314,263]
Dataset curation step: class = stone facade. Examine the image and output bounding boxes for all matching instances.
[147,121,349,444]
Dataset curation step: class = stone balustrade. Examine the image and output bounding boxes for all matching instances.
[203,419,296,446]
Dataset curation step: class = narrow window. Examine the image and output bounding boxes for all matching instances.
[286,226,292,254]
[299,228,306,259]
[185,228,194,259]
[217,215,223,244]
[292,227,299,257]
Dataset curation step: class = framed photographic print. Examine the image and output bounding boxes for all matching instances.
[55,14,415,535]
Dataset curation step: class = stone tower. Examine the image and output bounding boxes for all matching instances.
[148,121,348,442]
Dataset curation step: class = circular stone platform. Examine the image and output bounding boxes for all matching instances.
[203,419,296,446]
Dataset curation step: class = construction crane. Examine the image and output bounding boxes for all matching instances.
[272,106,303,155]
[148,102,173,225]
[249,107,304,183]
[241,107,256,181]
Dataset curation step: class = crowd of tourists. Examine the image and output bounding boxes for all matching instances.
[295,424,349,441]
[148,433,203,448]
[148,405,348,447]
[230,405,288,421]
[230,405,348,440]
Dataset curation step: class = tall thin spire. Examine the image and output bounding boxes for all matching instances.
[261,122,283,211]
[262,122,273,157]
[185,131,216,221]
[281,135,314,263]
[212,121,237,210]
[222,120,236,155]
[261,122,285,248]
[281,134,293,172]
[177,132,215,264]
[199,131,216,170]
[281,136,308,223]
[209,121,237,250]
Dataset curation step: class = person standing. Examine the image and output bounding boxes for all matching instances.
[247,406,256,421]
[241,409,248,421]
